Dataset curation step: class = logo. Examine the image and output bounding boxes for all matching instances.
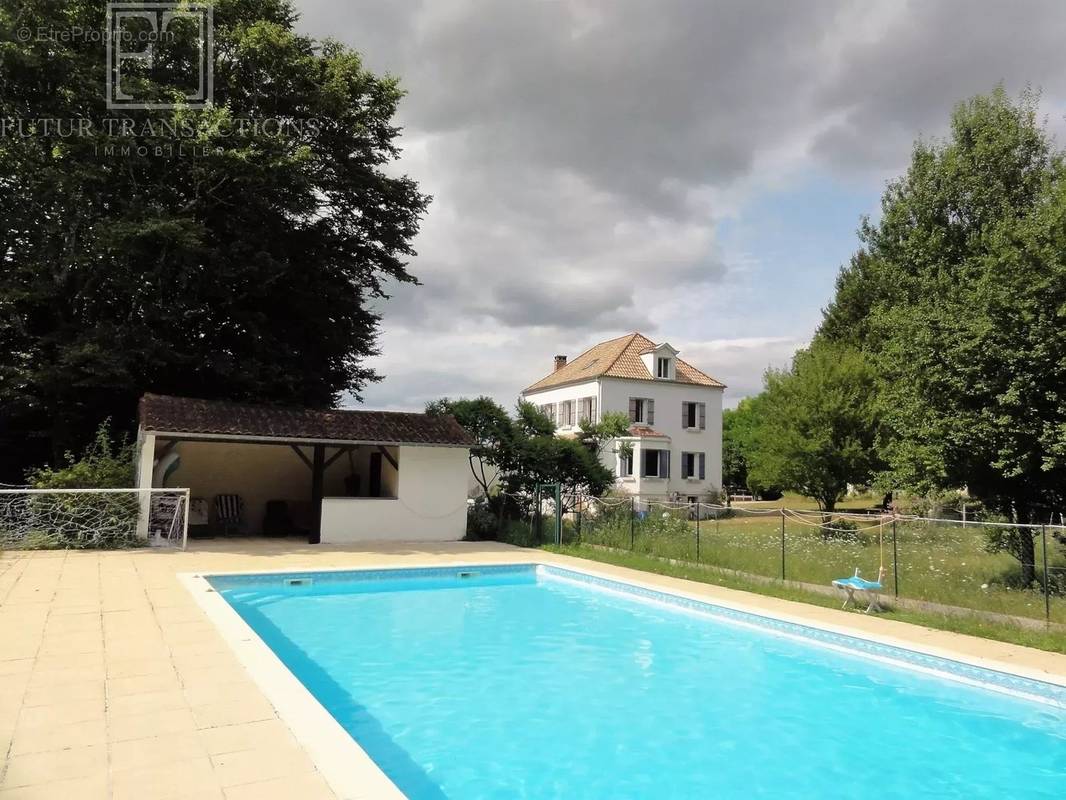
[105,2,213,109]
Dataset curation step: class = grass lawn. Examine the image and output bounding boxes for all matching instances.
[734,491,882,511]
[564,504,1066,629]
[543,543,1066,655]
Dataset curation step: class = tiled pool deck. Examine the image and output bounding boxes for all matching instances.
[2,540,1065,800]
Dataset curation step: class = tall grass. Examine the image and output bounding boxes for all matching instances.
[572,505,1066,625]
[543,544,1066,655]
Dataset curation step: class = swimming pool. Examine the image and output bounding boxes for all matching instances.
[207,564,1065,799]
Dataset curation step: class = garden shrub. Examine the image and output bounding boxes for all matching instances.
[16,420,141,549]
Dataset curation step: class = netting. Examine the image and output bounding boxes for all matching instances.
[0,489,189,550]
[533,496,1066,625]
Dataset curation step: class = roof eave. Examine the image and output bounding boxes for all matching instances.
[142,429,472,448]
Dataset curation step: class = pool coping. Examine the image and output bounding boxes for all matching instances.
[181,559,1066,800]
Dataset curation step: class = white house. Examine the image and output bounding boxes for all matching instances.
[135,394,474,543]
[521,333,725,502]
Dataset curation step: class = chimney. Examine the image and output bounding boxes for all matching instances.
[554,355,567,372]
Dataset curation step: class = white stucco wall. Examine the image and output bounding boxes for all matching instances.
[524,375,723,501]
[321,445,471,542]
[521,380,601,433]
[599,377,723,498]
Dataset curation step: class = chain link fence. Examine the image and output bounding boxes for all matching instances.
[478,495,1066,626]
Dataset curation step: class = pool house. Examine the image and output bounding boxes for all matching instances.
[135,393,474,544]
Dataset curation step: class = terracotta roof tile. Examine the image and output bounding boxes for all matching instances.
[523,333,725,392]
[626,424,669,438]
[139,394,474,447]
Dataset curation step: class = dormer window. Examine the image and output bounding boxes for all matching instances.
[639,342,679,381]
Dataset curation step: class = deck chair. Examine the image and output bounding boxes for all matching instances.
[832,568,886,614]
[214,494,245,537]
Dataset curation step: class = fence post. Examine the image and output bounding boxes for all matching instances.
[531,484,540,544]
[1042,524,1050,623]
[630,496,636,550]
[554,484,562,546]
[780,509,786,580]
[695,504,701,563]
[497,494,506,540]
[892,516,899,597]
[576,502,582,544]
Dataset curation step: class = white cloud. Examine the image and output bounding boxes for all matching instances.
[298,0,1066,409]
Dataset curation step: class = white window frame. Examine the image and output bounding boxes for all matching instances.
[580,396,595,424]
[656,357,670,378]
[540,403,556,425]
[629,397,654,424]
[680,451,705,480]
[642,448,660,477]
[682,401,706,430]
[618,452,633,477]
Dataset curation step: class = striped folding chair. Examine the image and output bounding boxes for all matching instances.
[214,494,245,537]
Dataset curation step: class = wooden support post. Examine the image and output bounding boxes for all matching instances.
[377,445,399,471]
[323,445,353,469]
[290,445,313,470]
[309,444,325,544]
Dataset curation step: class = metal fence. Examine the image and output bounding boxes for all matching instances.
[530,497,1066,626]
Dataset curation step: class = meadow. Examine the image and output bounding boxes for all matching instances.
[563,500,1066,626]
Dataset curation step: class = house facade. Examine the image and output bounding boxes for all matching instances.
[521,333,725,502]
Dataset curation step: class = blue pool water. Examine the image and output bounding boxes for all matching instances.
[212,565,1065,799]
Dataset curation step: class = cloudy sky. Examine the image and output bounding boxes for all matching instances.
[292,0,1066,410]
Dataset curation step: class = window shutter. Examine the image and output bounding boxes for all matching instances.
[659,449,670,478]
[590,396,597,423]
[681,402,687,428]
[699,452,706,480]
[639,449,647,477]
[648,399,655,425]
[629,397,637,422]
[549,403,557,424]
[699,402,706,430]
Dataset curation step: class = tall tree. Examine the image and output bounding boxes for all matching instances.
[0,0,429,478]
[817,88,1066,581]
[747,345,882,513]
[722,396,763,493]
[425,397,515,497]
